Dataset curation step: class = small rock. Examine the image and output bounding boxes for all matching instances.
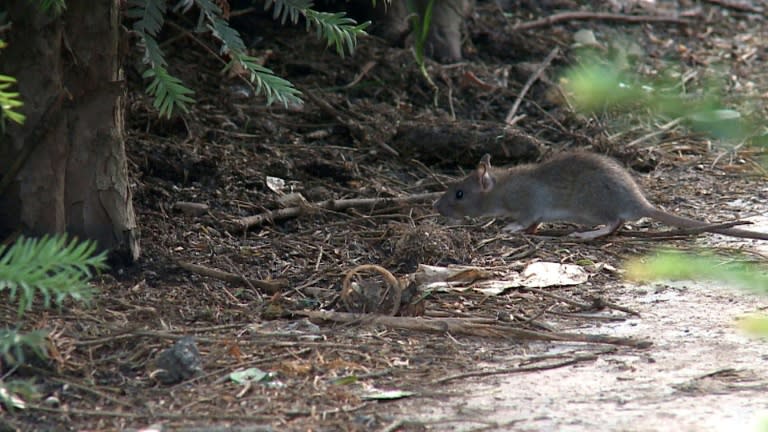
[150,336,203,385]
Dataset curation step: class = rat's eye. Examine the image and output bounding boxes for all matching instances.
[455,190,464,200]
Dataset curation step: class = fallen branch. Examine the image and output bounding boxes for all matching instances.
[297,310,651,348]
[227,192,442,231]
[175,260,288,294]
[704,0,763,13]
[511,11,695,33]
[518,286,593,310]
[519,287,641,317]
[433,348,615,384]
[28,404,272,423]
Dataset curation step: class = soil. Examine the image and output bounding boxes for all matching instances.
[3,1,768,431]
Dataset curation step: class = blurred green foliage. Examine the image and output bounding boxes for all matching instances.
[626,250,768,337]
[565,45,768,343]
[561,48,763,144]
[0,235,107,410]
[626,250,768,294]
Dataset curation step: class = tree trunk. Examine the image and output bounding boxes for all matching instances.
[0,0,139,262]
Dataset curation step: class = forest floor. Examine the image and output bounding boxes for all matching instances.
[5,1,768,431]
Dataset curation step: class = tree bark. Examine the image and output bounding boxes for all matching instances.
[0,0,139,262]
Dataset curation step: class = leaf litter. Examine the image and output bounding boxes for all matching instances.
[4,1,768,431]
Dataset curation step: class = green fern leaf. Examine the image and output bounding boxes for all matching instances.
[143,66,195,118]
[263,0,369,57]
[127,0,167,36]
[0,329,48,370]
[0,72,26,129]
[138,33,168,68]
[228,54,302,106]
[304,9,369,57]
[0,235,106,316]
[206,16,248,54]
[190,0,222,16]
[265,0,311,25]
[191,2,302,107]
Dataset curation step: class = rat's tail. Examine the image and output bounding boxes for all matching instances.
[646,207,768,241]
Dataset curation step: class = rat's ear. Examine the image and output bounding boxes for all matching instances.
[476,154,494,192]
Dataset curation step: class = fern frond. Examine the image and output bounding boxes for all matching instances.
[0,235,106,316]
[135,33,195,117]
[264,0,311,25]
[228,54,302,106]
[192,0,302,106]
[172,0,196,14]
[0,74,25,129]
[0,39,26,131]
[206,14,248,54]
[303,9,369,58]
[127,0,167,36]
[263,0,369,57]
[143,66,195,118]
[137,32,168,68]
[189,0,224,27]
[127,1,196,117]
[0,329,48,367]
[0,375,38,411]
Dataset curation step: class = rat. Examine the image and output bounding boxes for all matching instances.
[434,151,768,240]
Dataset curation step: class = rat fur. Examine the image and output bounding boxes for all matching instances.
[434,151,768,240]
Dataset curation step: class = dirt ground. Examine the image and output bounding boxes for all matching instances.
[4,1,768,431]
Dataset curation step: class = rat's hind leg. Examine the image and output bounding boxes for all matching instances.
[524,222,541,234]
[569,220,624,240]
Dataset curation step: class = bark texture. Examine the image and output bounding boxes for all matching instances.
[0,0,139,261]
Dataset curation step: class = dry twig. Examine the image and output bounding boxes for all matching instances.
[176,260,288,294]
[433,349,612,384]
[511,11,695,32]
[505,47,559,126]
[227,192,442,231]
[519,287,641,316]
[297,310,651,348]
[28,404,273,422]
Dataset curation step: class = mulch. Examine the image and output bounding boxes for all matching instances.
[3,1,768,430]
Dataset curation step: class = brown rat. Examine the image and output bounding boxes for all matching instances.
[434,151,768,240]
